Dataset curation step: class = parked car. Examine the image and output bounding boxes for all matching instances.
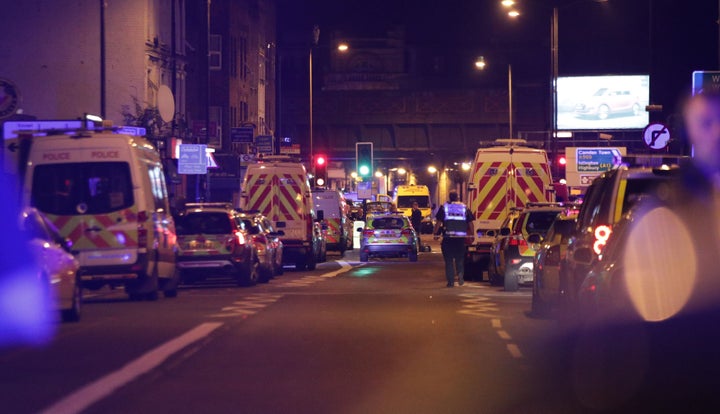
[487,209,521,283]
[574,88,641,120]
[531,212,578,315]
[563,167,678,311]
[359,213,418,262]
[20,208,82,322]
[235,210,284,280]
[175,203,262,286]
[490,204,564,292]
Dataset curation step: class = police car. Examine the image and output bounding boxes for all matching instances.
[358,213,419,262]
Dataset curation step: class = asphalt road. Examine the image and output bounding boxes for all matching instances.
[2,240,692,413]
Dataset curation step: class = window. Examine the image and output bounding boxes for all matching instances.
[371,217,406,229]
[175,213,233,235]
[209,34,222,70]
[397,196,430,208]
[147,164,168,212]
[230,36,238,78]
[524,211,560,237]
[32,162,134,215]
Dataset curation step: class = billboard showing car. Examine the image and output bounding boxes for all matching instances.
[557,75,649,130]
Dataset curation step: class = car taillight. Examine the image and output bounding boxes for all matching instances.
[593,225,612,255]
[519,239,528,248]
[401,228,413,236]
[363,230,375,237]
[235,231,246,245]
[137,211,148,248]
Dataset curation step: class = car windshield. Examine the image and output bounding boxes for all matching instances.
[175,212,233,235]
[371,217,406,229]
[31,162,134,215]
[524,211,560,236]
[396,196,429,208]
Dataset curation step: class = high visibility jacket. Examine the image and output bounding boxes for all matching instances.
[443,202,469,237]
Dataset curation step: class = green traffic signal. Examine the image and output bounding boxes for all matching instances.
[358,165,370,176]
[356,142,373,178]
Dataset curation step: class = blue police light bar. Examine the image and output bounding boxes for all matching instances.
[115,126,147,136]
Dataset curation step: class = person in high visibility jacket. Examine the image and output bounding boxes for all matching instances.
[434,191,474,287]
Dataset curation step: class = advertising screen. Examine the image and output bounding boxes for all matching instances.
[557,75,649,130]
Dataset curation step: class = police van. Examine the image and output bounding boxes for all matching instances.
[22,129,179,300]
[465,139,554,280]
[240,160,323,270]
[312,188,353,254]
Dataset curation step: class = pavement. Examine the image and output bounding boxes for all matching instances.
[0,239,704,413]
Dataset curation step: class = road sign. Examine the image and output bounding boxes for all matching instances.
[576,148,623,173]
[178,144,207,174]
[255,135,274,154]
[642,123,671,150]
[207,152,219,169]
[357,181,372,200]
[280,144,301,154]
[240,154,256,163]
[692,71,720,95]
[565,146,627,187]
[231,126,254,143]
[116,126,147,136]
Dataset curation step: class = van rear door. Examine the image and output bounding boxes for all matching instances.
[30,161,139,267]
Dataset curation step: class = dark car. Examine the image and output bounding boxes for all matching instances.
[174,203,259,286]
[235,211,285,280]
[531,213,577,315]
[562,167,678,311]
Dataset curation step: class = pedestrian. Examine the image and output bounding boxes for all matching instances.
[410,201,423,246]
[434,191,474,287]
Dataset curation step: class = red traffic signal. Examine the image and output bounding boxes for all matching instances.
[558,156,567,166]
[314,154,328,187]
[315,155,326,166]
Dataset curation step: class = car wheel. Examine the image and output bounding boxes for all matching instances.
[360,252,369,262]
[504,270,519,292]
[598,104,610,120]
[306,251,317,271]
[61,281,82,323]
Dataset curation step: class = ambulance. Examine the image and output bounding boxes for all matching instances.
[393,185,432,218]
[23,129,179,300]
[240,161,323,270]
[312,188,353,254]
[465,139,554,279]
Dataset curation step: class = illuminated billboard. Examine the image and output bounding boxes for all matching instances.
[557,75,649,130]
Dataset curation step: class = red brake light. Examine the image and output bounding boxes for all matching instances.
[363,229,375,237]
[136,211,148,248]
[593,225,612,255]
[519,239,528,248]
[401,228,413,236]
[509,238,519,246]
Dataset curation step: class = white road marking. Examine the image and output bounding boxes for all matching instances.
[497,330,512,340]
[491,318,502,328]
[506,344,524,359]
[40,322,223,414]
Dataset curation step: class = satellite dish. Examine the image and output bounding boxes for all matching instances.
[157,85,175,123]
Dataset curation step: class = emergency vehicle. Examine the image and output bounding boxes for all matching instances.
[23,129,179,300]
[312,189,353,254]
[465,139,554,279]
[240,161,323,270]
[393,185,431,218]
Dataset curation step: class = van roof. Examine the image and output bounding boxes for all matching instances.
[247,162,307,169]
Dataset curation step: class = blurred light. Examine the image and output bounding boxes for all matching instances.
[474,56,486,70]
[397,168,407,175]
[428,166,438,174]
[555,131,573,138]
[501,0,515,6]
[461,162,471,171]
[624,207,695,322]
[559,178,567,185]
[508,10,520,17]
[375,171,384,178]
[315,155,326,165]
[350,172,358,178]
[316,178,325,186]
[85,114,103,122]
[660,164,670,170]
[337,43,349,52]
[558,156,567,166]
[593,225,612,255]
[359,165,370,176]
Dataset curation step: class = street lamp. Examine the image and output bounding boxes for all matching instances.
[427,166,438,174]
[337,43,349,52]
[501,0,515,6]
[397,168,407,175]
[508,10,520,18]
[461,162,471,171]
[475,56,514,138]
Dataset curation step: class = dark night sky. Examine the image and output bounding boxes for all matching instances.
[278,0,719,116]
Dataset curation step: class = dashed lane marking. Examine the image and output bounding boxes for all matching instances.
[506,344,524,359]
[491,318,502,328]
[40,322,224,414]
[207,293,283,318]
[497,330,512,340]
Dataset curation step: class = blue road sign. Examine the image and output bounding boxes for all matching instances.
[255,135,274,154]
[575,148,623,173]
[178,144,208,174]
[231,126,254,143]
[116,126,147,136]
[692,71,720,95]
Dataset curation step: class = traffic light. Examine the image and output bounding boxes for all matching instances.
[314,154,327,187]
[356,142,373,179]
[556,155,567,179]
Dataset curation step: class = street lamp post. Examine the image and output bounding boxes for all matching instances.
[475,56,514,138]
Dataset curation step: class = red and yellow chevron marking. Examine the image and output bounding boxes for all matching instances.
[469,161,552,221]
[324,218,341,244]
[45,208,139,250]
[245,172,307,222]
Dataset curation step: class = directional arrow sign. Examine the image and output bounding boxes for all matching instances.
[178,144,208,174]
[642,122,671,150]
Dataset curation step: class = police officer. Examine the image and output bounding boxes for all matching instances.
[434,191,474,287]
